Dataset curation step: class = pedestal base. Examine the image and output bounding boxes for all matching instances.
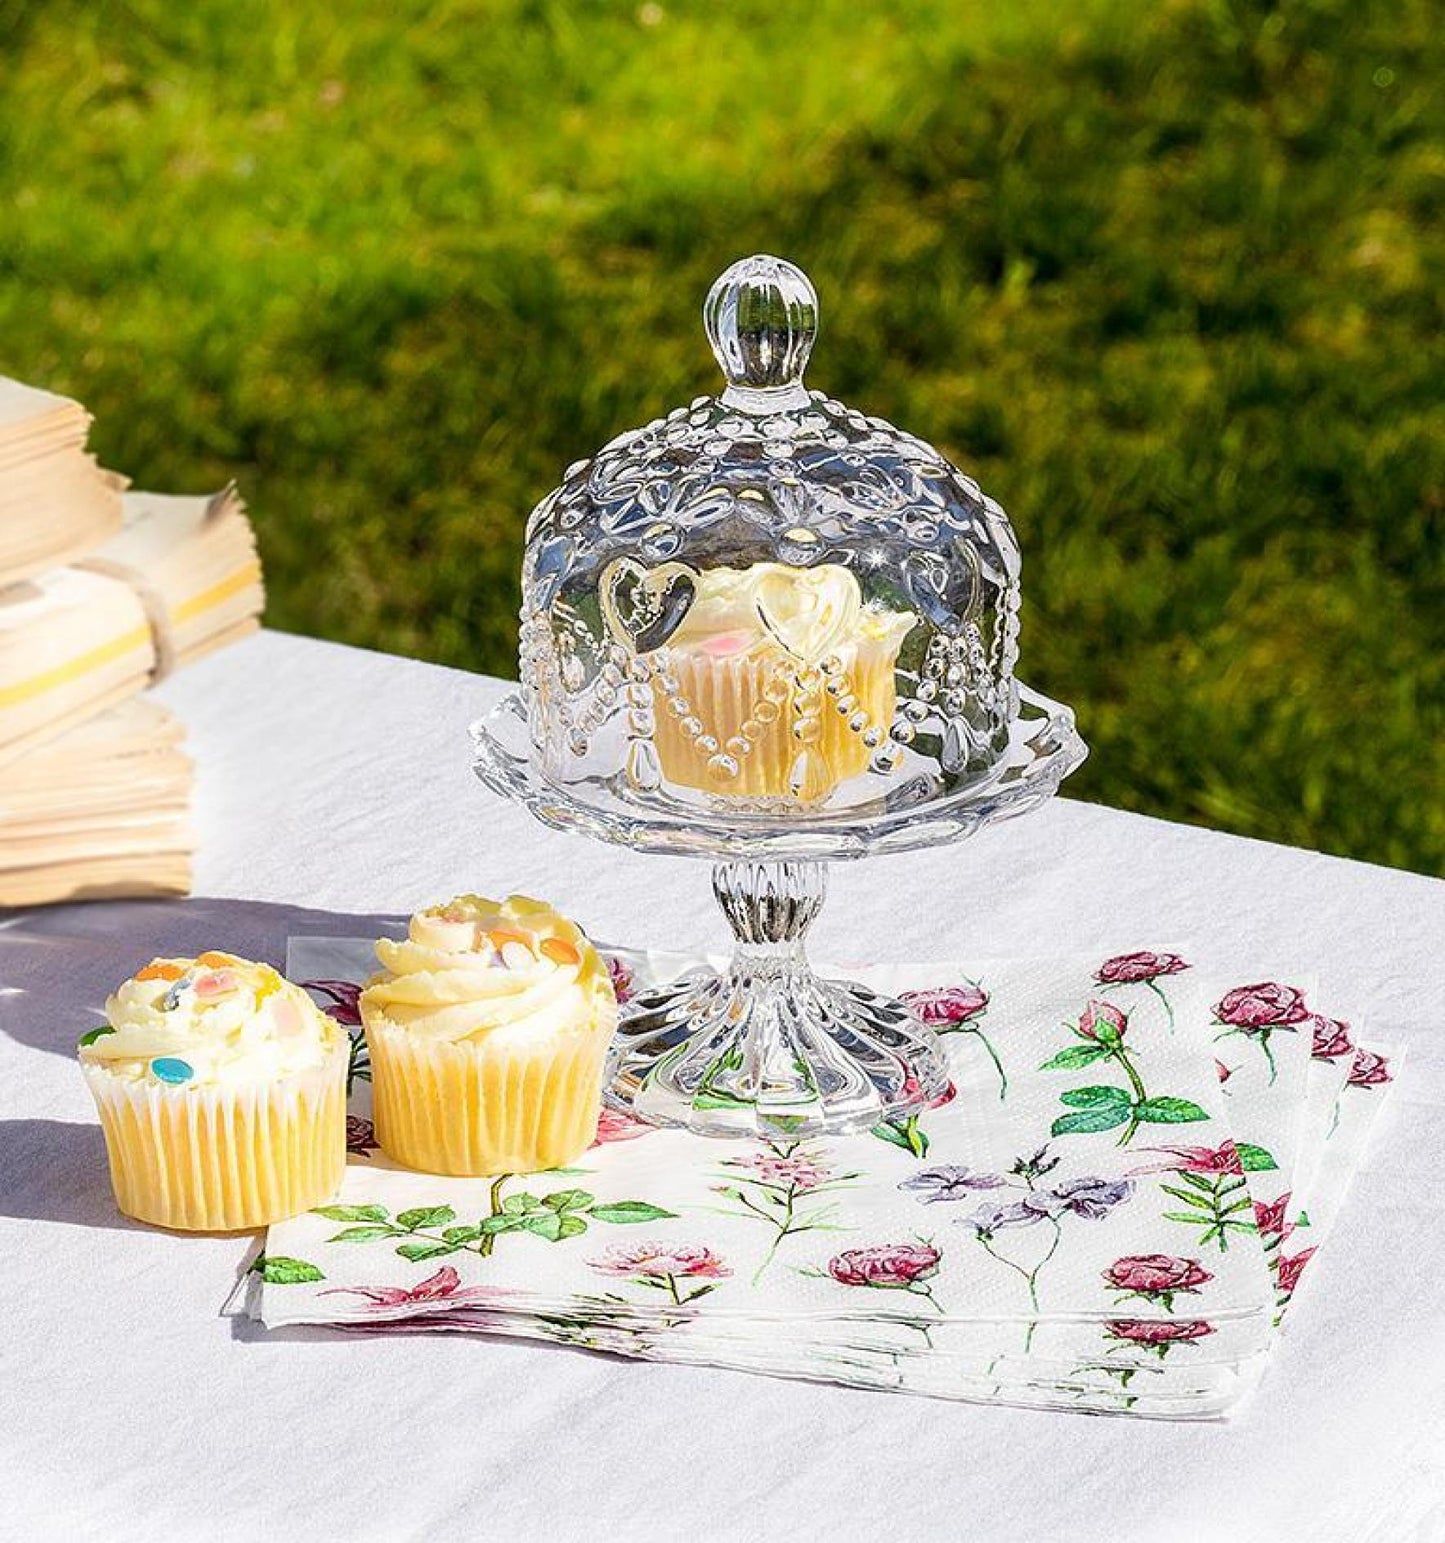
[604,860,950,1139]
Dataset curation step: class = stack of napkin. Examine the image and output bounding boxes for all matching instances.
[238,940,1397,1420]
[0,485,262,765]
[0,378,124,586]
[0,700,192,906]
[0,373,266,905]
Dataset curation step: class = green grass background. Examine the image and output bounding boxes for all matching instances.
[2,0,1441,873]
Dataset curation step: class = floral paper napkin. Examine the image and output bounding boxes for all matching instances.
[236,941,1398,1419]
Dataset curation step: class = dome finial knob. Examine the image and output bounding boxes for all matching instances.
[704,255,817,412]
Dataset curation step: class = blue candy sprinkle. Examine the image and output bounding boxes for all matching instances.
[151,1057,195,1085]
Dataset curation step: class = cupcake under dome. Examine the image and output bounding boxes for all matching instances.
[518,254,1024,815]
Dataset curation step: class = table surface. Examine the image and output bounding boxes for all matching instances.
[4,630,1442,1543]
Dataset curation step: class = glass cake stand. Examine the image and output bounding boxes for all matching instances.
[470,684,1086,1139]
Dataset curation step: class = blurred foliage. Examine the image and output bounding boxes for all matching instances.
[0,0,1441,872]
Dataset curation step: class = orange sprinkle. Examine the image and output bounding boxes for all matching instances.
[487,928,533,952]
[135,961,185,982]
[194,950,239,968]
[539,937,580,966]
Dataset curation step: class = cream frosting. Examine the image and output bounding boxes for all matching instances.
[79,952,343,1086]
[669,562,915,665]
[361,894,612,1045]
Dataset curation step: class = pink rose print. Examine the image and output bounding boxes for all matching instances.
[1095,952,1189,985]
[871,1076,957,1158]
[345,1116,378,1156]
[1214,982,1310,1084]
[828,1243,941,1291]
[1215,1060,1233,1083]
[1348,1049,1392,1088]
[1078,998,1129,1043]
[604,955,636,1005]
[1093,951,1189,1034]
[1214,982,1310,1028]
[591,1105,656,1145]
[590,1242,731,1305]
[1253,1193,1292,1239]
[1309,1015,1355,1062]
[1277,1247,1318,1296]
[590,1242,731,1280]
[899,981,1005,1100]
[901,984,989,1026]
[1130,1143,1245,1176]
[716,1141,861,1282]
[729,1151,832,1193]
[1105,1318,1215,1358]
[321,1265,500,1310]
[1104,1254,1212,1297]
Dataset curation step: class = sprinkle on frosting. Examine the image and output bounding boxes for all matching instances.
[78,951,343,1086]
[361,894,612,1045]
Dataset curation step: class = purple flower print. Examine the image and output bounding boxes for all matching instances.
[900,1148,1134,1347]
[1051,1176,1136,1219]
[898,1165,1009,1204]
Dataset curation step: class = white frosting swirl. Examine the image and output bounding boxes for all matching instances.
[362,894,611,1045]
[670,563,915,663]
[79,952,343,1085]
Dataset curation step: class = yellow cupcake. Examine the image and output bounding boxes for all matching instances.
[360,895,618,1176]
[78,952,348,1231]
[649,563,916,801]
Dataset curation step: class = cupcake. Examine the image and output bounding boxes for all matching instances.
[650,562,915,800]
[360,894,618,1176]
[78,952,348,1231]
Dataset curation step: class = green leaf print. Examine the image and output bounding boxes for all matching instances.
[1038,1044,1111,1071]
[1234,1142,1279,1172]
[328,1226,399,1243]
[397,1205,456,1231]
[1133,1096,1210,1125]
[312,1204,390,1223]
[1051,1106,1131,1136]
[261,1256,325,1285]
[589,1201,678,1224]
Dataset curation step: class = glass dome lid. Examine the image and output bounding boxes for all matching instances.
[519,254,1024,816]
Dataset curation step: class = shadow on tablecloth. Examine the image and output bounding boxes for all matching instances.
[0,895,403,1061]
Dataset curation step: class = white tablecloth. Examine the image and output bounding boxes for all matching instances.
[4,631,1442,1543]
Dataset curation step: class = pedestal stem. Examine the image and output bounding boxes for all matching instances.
[607,859,950,1138]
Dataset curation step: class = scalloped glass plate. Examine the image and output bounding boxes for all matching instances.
[471,682,1086,864]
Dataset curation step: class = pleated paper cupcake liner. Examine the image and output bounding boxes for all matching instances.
[364,1001,616,1177]
[84,1044,348,1231]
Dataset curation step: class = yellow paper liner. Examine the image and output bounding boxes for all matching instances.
[81,1044,347,1231]
[364,996,616,1176]
[651,635,900,797]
